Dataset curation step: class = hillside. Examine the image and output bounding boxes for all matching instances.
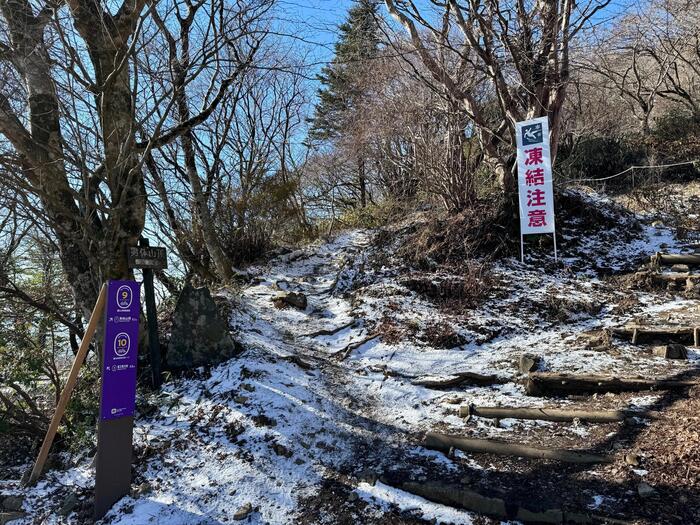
[4,186,699,524]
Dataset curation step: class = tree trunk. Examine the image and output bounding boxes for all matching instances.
[358,155,367,208]
[0,0,100,317]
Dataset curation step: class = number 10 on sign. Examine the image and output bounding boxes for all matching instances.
[515,116,557,263]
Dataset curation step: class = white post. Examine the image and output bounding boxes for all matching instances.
[520,234,525,263]
[553,233,558,262]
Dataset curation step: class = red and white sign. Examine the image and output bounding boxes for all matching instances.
[516,116,556,236]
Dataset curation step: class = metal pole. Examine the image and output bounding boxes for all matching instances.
[520,233,525,263]
[139,238,162,389]
[553,232,558,263]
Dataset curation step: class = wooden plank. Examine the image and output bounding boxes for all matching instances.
[26,284,107,486]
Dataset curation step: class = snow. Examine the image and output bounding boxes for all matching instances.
[357,481,476,525]
[6,196,700,523]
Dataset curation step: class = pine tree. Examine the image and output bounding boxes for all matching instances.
[309,1,381,206]
[310,0,381,141]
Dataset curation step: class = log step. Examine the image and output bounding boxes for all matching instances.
[525,372,699,397]
[385,479,628,524]
[651,253,700,266]
[458,405,654,423]
[424,432,612,464]
[611,325,699,345]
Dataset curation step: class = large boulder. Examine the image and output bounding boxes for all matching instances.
[166,284,238,369]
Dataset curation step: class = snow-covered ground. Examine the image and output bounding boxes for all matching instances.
[4,193,700,524]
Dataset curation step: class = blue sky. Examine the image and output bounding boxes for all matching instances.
[280,0,635,71]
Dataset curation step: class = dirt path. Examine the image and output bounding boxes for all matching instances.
[8,211,700,524]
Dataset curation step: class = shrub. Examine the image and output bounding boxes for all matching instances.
[556,134,647,184]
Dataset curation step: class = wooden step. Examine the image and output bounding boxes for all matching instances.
[525,372,699,396]
[611,325,699,345]
[651,253,700,267]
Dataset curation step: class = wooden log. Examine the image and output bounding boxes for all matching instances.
[525,372,698,397]
[423,432,612,464]
[458,405,654,423]
[611,325,697,345]
[412,371,508,389]
[651,273,700,284]
[652,253,700,266]
[387,480,629,524]
[27,283,107,486]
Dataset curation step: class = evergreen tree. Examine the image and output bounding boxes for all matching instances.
[309,0,381,165]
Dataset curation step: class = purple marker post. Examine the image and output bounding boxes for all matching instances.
[95,280,140,519]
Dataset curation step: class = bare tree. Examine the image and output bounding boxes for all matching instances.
[383,0,610,196]
[0,0,274,314]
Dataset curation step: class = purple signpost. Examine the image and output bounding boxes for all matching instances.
[101,280,140,419]
[95,280,140,519]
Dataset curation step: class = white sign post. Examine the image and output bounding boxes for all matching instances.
[515,116,557,263]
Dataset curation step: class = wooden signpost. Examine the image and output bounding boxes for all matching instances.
[128,239,167,389]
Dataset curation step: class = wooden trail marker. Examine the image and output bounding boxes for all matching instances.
[129,238,166,389]
[27,283,107,486]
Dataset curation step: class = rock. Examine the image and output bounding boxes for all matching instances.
[132,481,152,498]
[625,453,641,466]
[58,493,79,517]
[166,284,239,369]
[1,497,23,512]
[671,264,690,273]
[233,395,249,404]
[637,482,656,498]
[0,512,25,524]
[272,292,307,310]
[225,421,245,442]
[653,344,688,360]
[233,502,253,520]
[251,414,277,427]
[272,443,293,458]
[347,491,359,502]
[518,353,541,374]
[652,220,664,228]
